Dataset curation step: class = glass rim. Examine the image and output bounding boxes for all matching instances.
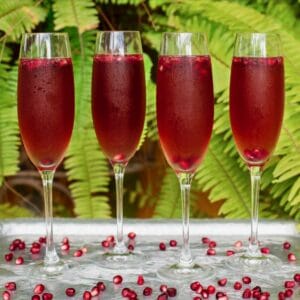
[96,30,141,34]
[235,32,281,38]
[22,32,69,37]
[161,32,207,36]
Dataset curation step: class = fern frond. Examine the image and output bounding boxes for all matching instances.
[0,1,47,40]
[153,168,181,218]
[97,0,143,4]
[0,203,33,218]
[53,0,98,33]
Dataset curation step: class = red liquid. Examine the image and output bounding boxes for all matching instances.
[156,56,214,173]
[92,54,146,164]
[230,57,284,166]
[18,58,75,171]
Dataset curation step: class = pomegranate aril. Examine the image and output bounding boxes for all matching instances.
[160,284,168,293]
[288,253,296,261]
[226,250,235,256]
[82,291,92,300]
[42,294,53,300]
[201,289,209,299]
[167,287,177,297]
[73,249,83,257]
[169,240,177,247]
[128,244,134,251]
[283,241,291,250]
[242,288,251,298]
[101,240,110,248]
[234,240,243,248]
[294,273,300,282]
[2,291,10,300]
[157,293,168,300]
[284,289,293,297]
[66,287,76,296]
[81,247,88,254]
[190,281,201,291]
[62,237,69,244]
[91,286,99,296]
[208,240,217,248]
[242,276,251,284]
[206,248,216,256]
[159,242,166,251]
[34,284,45,294]
[137,275,144,285]
[278,291,285,300]
[15,256,24,265]
[30,246,41,254]
[113,275,123,284]
[4,253,13,262]
[122,287,131,297]
[5,282,16,291]
[193,297,201,300]
[32,242,41,248]
[233,281,242,290]
[129,290,137,299]
[39,236,46,244]
[207,285,215,294]
[218,278,227,286]
[143,287,152,296]
[32,296,40,300]
[128,232,136,239]
[18,241,26,250]
[96,281,106,291]
[284,280,295,288]
[260,247,270,254]
[252,290,261,298]
[61,243,70,251]
[202,237,210,244]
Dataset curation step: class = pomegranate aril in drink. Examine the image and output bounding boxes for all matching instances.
[160,284,168,293]
[278,291,285,300]
[34,284,45,294]
[143,287,152,296]
[201,289,209,298]
[122,288,131,297]
[207,285,215,294]
[113,275,123,284]
[65,287,76,296]
[284,289,293,297]
[5,282,16,291]
[42,293,53,300]
[226,250,235,256]
[101,240,110,248]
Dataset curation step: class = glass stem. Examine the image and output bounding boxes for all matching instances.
[113,163,127,254]
[40,170,60,266]
[178,172,193,267]
[248,166,262,256]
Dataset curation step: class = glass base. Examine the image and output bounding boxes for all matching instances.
[29,258,78,280]
[225,251,281,272]
[157,262,215,282]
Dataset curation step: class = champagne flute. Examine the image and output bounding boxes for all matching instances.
[229,33,284,269]
[156,32,214,281]
[17,33,75,277]
[91,31,146,270]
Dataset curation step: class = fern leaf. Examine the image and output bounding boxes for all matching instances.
[0,1,47,40]
[53,0,98,33]
[0,203,33,218]
[154,168,181,218]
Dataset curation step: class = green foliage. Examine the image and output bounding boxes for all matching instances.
[0,203,33,218]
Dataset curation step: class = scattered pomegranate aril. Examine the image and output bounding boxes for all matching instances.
[242,288,251,298]
[160,284,168,293]
[42,293,53,300]
[2,291,10,300]
[226,250,235,256]
[288,253,296,261]
[284,280,295,288]
[34,284,45,295]
[62,237,69,244]
[101,240,110,248]
[206,248,216,256]
[201,289,209,299]
[193,297,201,300]
[122,287,131,297]
[294,273,300,282]
[9,245,15,252]
[137,275,144,285]
[169,240,177,247]
[216,292,227,299]
[202,237,210,244]
[96,281,106,291]
[30,246,41,254]
[39,236,46,244]
[260,247,270,254]
[91,286,99,296]
[233,281,242,290]
[128,244,134,251]
[5,282,16,291]
[284,289,293,297]
[234,240,243,248]
[167,287,177,297]
[15,256,24,265]
[65,287,76,297]
[82,291,92,300]
[73,249,83,257]
[32,295,40,300]
[278,291,285,300]
[129,290,137,299]
[113,275,123,284]
[252,290,261,298]
[252,286,262,292]
[242,276,251,284]
[283,241,291,250]
[81,247,88,254]
[157,293,168,300]
[128,232,136,240]
[208,241,217,248]
[32,242,41,249]
[18,241,26,250]
[218,278,227,286]
[143,287,152,296]
[4,253,13,262]
[207,285,215,294]
[159,242,166,251]
[61,243,70,251]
